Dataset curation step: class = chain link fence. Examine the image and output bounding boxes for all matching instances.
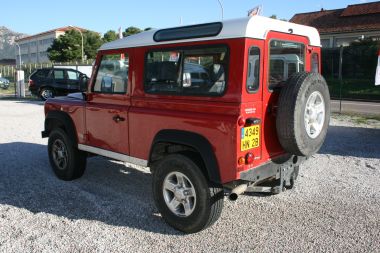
[0,60,93,97]
[322,43,380,101]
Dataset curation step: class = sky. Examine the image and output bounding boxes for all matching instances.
[0,0,378,35]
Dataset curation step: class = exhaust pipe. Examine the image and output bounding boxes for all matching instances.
[228,184,248,201]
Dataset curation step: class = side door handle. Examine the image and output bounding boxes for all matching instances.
[112,115,125,123]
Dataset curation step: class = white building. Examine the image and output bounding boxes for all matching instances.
[15,26,87,64]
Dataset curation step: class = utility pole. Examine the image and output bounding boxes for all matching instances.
[217,0,224,20]
[15,42,21,69]
[69,26,84,63]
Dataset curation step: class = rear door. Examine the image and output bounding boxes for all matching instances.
[66,70,81,93]
[261,32,310,160]
[52,69,67,93]
[85,50,130,155]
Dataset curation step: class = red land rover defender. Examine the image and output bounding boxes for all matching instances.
[42,16,330,233]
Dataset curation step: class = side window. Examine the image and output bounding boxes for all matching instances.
[246,47,260,93]
[145,51,181,93]
[67,71,79,80]
[34,69,50,78]
[93,53,129,93]
[144,46,228,96]
[269,40,305,90]
[312,53,319,73]
[53,70,65,80]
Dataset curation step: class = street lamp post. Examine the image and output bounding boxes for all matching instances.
[69,25,84,63]
[15,42,21,69]
[217,0,224,20]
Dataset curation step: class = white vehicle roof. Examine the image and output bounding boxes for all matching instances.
[100,15,320,51]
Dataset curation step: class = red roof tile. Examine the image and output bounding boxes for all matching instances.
[290,2,380,34]
[341,2,380,17]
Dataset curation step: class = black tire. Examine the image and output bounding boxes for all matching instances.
[48,128,87,180]
[40,87,54,101]
[276,72,330,157]
[152,154,224,233]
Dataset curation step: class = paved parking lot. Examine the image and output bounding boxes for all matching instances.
[0,100,379,252]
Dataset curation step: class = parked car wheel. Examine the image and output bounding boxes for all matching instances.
[48,128,87,180]
[40,87,54,100]
[276,72,330,157]
[152,153,224,233]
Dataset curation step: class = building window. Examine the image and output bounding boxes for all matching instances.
[321,39,330,48]
[334,37,359,47]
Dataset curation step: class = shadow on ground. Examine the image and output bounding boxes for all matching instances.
[0,142,179,235]
[0,125,378,235]
[319,125,380,159]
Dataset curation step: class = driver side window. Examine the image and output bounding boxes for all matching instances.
[93,53,129,94]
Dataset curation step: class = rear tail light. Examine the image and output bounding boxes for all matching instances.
[245,153,254,164]
[28,79,34,87]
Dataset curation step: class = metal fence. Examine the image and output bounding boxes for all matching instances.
[322,44,380,101]
[0,60,93,97]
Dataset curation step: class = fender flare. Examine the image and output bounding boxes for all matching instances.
[43,111,78,144]
[150,129,221,184]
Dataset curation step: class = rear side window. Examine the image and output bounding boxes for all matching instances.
[53,70,65,80]
[246,47,260,93]
[269,40,305,90]
[93,53,129,94]
[145,45,228,96]
[33,69,50,78]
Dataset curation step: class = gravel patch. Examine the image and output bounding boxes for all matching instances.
[0,100,379,252]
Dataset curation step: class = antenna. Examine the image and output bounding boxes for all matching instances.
[217,0,224,20]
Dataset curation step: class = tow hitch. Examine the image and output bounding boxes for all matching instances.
[228,163,300,201]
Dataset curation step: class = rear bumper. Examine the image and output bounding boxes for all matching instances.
[239,154,306,184]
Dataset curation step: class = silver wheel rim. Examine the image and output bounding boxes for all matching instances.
[304,91,325,139]
[41,89,53,99]
[163,172,196,217]
[52,139,68,170]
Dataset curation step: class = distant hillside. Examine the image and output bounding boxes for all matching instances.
[0,26,27,60]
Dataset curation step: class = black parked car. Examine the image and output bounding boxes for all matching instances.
[29,68,89,100]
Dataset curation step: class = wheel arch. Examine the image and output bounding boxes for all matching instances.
[149,129,221,184]
[43,110,78,144]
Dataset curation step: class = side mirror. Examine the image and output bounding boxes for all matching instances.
[79,74,89,91]
[183,72,191,87]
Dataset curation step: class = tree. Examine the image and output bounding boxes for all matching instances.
[123,26,142,37]
[47,29,103,62]
[84,31,102,59]
[269,14,278,19]
[103,30,118,43]
[269,14,287,22]
[47,30,82,62]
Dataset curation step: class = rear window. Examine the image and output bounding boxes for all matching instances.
[144,45,228,96]
[269,40,305,90]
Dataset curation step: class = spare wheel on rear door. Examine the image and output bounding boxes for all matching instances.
[276,72,330,157]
